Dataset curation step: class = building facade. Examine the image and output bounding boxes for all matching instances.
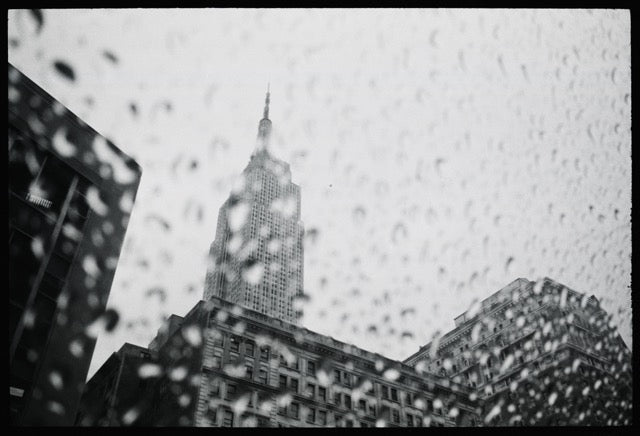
[403,277,632,426]
[9,63,142,425]
[79,297,481,427]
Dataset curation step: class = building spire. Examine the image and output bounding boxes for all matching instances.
[257,85,272,149]
[263,83,270,119]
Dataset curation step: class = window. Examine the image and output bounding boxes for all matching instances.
[369,404,377,416]
[318,386,327,402]
[334,392,341,405]
[407,414,414,427]
[406,392,413,406]
[207,407,218,425]
[306,407,316,424]
[307,360,316,375]
[306,382,315,397]
[210,380,220,397]
[344,372,352,387]
[245,341,255,356]
[225,383,236,400]
[229,336,240,353]
[290,378,299,393]
[334,369,341,384]
[260,346,270,361]
[290,402,299,419]
[245,364,253,380]
[392,409,400,423]
[318,410,327,425]
[258,367,268,384]
[344,394,352,409]
[381,385,389,399]
[390,388,398,402]
[359,399,367,411]
[280,355,288,367]
[279,375,287,390]
[214,334,224,348]
[222,409,234,427]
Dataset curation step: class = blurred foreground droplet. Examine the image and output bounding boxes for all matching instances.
[86,309,119,338]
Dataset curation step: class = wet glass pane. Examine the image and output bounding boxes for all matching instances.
[8,8,631,428]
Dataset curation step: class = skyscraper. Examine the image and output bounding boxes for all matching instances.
[8,63,142,425]
[204,90,304,324]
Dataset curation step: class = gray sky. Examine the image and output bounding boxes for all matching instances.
[8,9,631,380]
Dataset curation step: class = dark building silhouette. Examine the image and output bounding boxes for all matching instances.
[78,92,631,427]
[74,343,154,426]
[8,63,142,425]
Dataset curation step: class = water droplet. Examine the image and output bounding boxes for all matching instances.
[86,186,109,216]
[31,237,44,258]
[53,60,75,81]
[228,201,250,232]
[47,401,65,415]
[122,407,140,425]
[169,366,188,381]
[82,255,101,277]
[49,371,63,390]
[383,368,400,381]
[242,260,264,285]
[182,325,202,346]
[69,340,84,357]
[505,256,515,273]
[52,127,76,157]
[391,222,408,244]
[86,309,119,338]
[352,206,366,223]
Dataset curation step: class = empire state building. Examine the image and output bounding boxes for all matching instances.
[203,90,304,324]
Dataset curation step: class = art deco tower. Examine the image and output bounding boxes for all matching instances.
[204,90,304,324]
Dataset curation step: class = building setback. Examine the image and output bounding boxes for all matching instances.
[403,277,632,426]
[8,63,142,425]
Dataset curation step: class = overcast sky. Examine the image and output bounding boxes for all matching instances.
[8,9,631,380]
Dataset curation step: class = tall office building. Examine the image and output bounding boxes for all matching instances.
[8,63,142,425]
[204,90,304,324]
[403,277,632,426]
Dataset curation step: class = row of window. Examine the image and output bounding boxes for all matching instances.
[211,374,459,427]
[211,333,455,417]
